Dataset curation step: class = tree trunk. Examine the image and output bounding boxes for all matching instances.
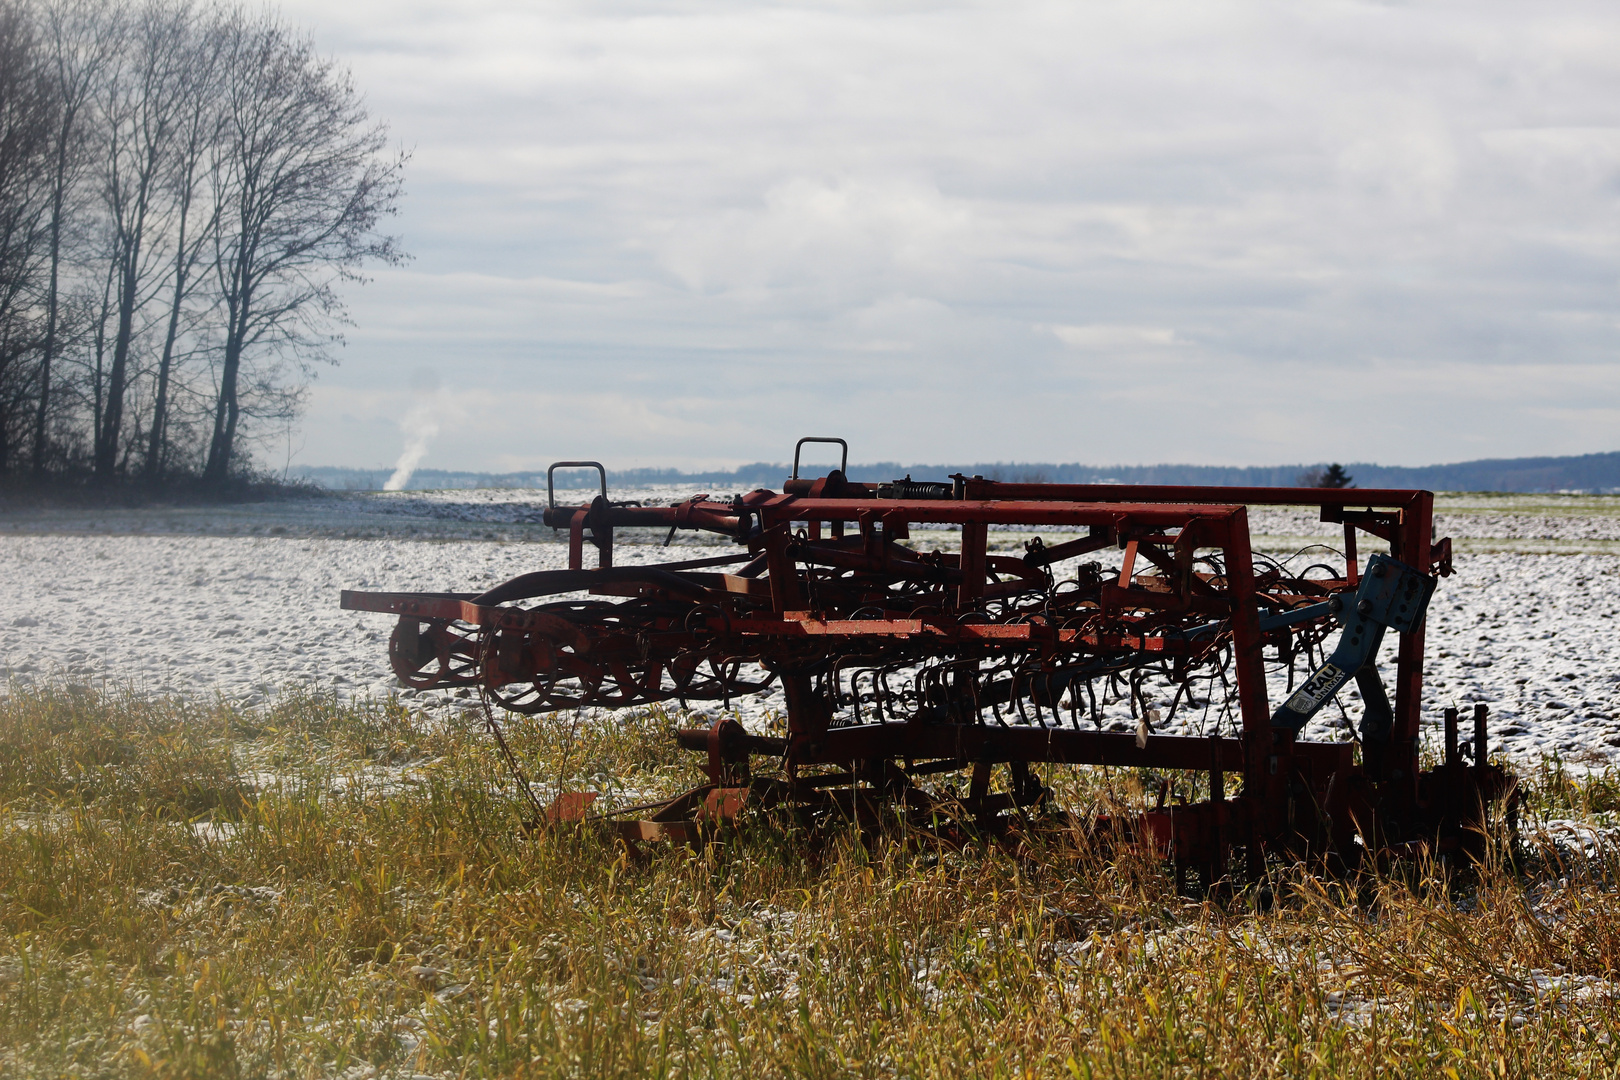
[31,115,70,476]
[204,338,240,483]
[145,207,190,480]
[146,294,179,479]
[95,249,140,480]
[89,255,117,455]
[204,290,245,483]
[0,326,12,475]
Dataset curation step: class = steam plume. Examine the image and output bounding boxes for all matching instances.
[384,400,440,491]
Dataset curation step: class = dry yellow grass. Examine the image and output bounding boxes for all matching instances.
[2,685,1619,1078]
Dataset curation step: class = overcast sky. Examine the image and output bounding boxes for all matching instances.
[273,0,1620,474]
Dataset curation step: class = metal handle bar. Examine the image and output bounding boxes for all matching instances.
[791,437,848,480]
[547,461,607,509]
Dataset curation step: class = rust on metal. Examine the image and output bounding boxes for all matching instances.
[343,445,1516,887]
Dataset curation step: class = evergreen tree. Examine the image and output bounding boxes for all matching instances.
[1318,463,1353,488]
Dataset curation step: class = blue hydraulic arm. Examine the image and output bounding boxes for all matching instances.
[1270,553,1437,736]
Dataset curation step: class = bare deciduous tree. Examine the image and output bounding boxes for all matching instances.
[202,12,405,483]
[32,0,119,476]
[144,1,219,478]
[0,0,404,487]
[0,0,57,472]
[90,0,219,480]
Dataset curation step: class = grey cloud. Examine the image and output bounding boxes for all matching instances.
[281,0,1620,471]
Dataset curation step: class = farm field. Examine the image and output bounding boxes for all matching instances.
[3,488,1619,765]
[3,489,1620,1077]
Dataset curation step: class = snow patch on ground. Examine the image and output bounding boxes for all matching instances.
[2,490,1619,765]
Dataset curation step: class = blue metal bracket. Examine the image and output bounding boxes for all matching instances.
[1270,553,1437,734]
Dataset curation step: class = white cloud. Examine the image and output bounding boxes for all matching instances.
[651,177,975,295]
[1051,325,1179,350]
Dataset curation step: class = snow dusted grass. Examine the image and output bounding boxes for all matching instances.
[6,688,1620,1077]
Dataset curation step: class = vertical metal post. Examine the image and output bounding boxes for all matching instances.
[783,674,828,773]
[1208,733,1226,891]
[958,519,987,608]
[1444,707,1459,766]
[568,509,587,571]
[1343,522,1359,586]
[1221,507,1275,875]
[1391,491,1433,783]
[762,522,806,611]
[1222,508,1273,746]
[1473,703,1489,767]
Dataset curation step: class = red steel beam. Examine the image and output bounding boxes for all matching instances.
[959,481,1430,510]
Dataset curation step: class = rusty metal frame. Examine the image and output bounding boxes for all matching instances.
[343,466,1511,883]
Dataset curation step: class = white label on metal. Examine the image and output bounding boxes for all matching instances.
[1285,662,1343,714]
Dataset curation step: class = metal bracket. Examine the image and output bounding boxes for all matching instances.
[791,437,848,481]
[1271,553,1436,732]
[547,461,607,510]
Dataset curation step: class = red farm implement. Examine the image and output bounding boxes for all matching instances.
[342,440,1514,885]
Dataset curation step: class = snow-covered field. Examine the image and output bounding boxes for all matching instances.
[2,488,1619,765]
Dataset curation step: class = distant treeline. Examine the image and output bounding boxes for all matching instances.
[293,450,1620,495]
[0,0,403,486]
